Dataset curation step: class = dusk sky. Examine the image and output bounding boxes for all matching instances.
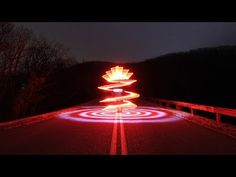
[15,22,236,63]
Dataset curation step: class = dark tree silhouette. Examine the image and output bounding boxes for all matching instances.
[0,23,76,122]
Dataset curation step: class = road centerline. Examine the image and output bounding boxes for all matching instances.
[109,113,128,155]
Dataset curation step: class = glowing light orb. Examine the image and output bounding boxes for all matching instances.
[58,106,181,123]
[98,66,140,112]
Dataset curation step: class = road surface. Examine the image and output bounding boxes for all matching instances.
[0,100,236,155]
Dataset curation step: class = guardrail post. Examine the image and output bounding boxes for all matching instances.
[216,113,221,123]
[191,108,195,115]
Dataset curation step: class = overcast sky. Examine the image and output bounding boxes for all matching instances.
[15,22,236,63]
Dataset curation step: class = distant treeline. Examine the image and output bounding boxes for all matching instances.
[134,46,236,108]
[1,22,236,122]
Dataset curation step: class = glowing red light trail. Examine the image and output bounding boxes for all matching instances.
[58,106,180,123]
[98,66,140,112]
[58,106,181,154]
[58,66,181,154]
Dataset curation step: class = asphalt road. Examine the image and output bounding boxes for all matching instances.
[0,100,236,155]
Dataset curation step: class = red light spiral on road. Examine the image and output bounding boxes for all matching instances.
[98,66,140,112]
[58,106,180,123]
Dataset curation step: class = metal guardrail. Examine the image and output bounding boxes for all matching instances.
[0,105,80,130]
[145,97,236,124]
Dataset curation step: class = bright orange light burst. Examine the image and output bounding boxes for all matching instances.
[98,66,140,112]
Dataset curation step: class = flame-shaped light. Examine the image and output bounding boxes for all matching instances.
[98,66,140,112]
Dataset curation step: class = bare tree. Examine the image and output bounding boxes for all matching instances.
[12,36,76,119]
[0,23,32,76]
[0,23,76,121]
